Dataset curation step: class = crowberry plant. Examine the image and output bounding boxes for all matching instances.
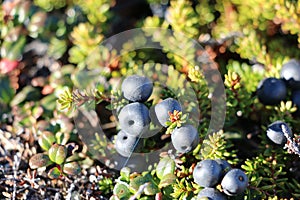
[1,0,300,199]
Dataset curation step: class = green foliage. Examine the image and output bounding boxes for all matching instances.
[268,101,298,125]
[48,143,67,165]
[165,111,189,134]
[166,0,200,38]
[29,153,52,169]
[38,131,56,151]
[69,22,104,65]
[111,156,177,199]
[57,85,110,112]
[274,0,300,42]
[226,60,264,93]
[242,149,300,199]
[196,0,215,26]
[34,0,67,11]
[156,157,176,187]
[73,0,111,26]
[171,178,199,200]
[200,130,238,164]
[1,35,26,60]
[2,0,300,199]
[57,87,73,111]
[224,69,254,126]
[99,177,114,195]
[0,76,15,105]
[109,129,237,199]
[29,129,82,179]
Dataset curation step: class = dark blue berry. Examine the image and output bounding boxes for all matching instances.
[257,77,287,105]
[115,130,138,157]
[197,188,226,200]
[121,75,153,102]
[221,168,248,196]
[118,102,151,137]
[193,159,222,187]
[171,124,199,153]
[149,106,163,127]
[280,59,300,89]
[292,90,300,115]
[154,98,182,127]
[215,159,231,177]
[266,121,292,145]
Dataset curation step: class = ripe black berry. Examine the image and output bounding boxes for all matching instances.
[280,59,300,89]
[266,121,293,145]
[257,77,287,105]
[221,168,248,196]
[121,75,153,102]
[193,159,222,187]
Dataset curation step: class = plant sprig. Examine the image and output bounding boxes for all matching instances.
[165,110,189,135]
[57,87,111,111]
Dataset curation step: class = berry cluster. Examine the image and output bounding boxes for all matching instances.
[193,159,248,199]
[115,75,199,157]
[257,59,300,110]
[266,121,300,156]
[114,75,153,157]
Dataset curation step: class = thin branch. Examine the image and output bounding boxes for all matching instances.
[281,124,300,156]
[12,154,21,200]
[129,182,150,200]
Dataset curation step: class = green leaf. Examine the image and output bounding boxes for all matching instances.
[120,167,131,182]
[113,182,131,199]
[260,185,275,190]
[40,94,57,112]
[29,153,52,169]
[165,121,172,126]
[144,182,160,196]
[109,195,119,200]
[159,173,176,188]
[139,197,154,200]
[0,76,15,104]
[130,175,148,192]
[47,37,67,59]
[63,162,81,175]
[57,87,73,110]
[129,174,160,196]
[68,46,86,64]
[156,157,175,180]
[38,131,56,151]
[48,166,62,179]
[10,86,41,106]
[48,143,67,165]
[6,36,26,60]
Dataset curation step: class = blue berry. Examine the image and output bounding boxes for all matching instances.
[154,98,182,127]
[280,59,300,89]
[121,75,153,102]
[193,159,222,187]
[221,169,248,196]
[115,130,139,157]
[118,102,151,137]
[257,77,287,105]
[149,106,163,127]
[266,121,292,145]
[292,90,300,115]
[171,124,199,153]
[197,188,226,200]
[215,159,231,177]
